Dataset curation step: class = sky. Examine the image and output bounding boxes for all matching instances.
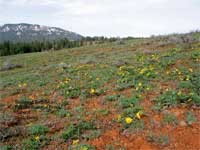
[0,0,199,37]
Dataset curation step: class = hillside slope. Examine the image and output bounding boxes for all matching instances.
[0,37,200,150]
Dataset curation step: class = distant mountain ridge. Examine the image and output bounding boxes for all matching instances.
[0,23,83,42]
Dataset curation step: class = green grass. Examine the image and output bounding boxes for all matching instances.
[28,124,49,135]
[147,132,169,146]
[185,111,196,125]
[13,97,33,110]
[62,120,96,141]
[162,113,178,125]
[22,135,50,150]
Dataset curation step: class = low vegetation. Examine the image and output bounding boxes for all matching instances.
[0,32,199,149]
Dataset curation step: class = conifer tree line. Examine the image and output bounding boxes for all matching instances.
[0,36,131,56]
[0,38,82,56]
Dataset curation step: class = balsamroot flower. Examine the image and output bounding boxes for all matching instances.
[125,117,133,124]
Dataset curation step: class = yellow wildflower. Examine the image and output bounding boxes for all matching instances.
[186,76,190,81]
[139,68,146,74]
[72,139,79,145]
[18,83,27,88]
[125,117,133,124]
[177,91,182,96]
[35,136,40,141]
[65,77,71,81]
[179,77,183,81]
[149,66,154,70]
[130,104,134,107]
[136,111,143,119]
[90,88,95,94]
[189,68,193,72]
[138,82,142,87]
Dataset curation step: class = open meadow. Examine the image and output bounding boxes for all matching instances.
[0,36,200,150]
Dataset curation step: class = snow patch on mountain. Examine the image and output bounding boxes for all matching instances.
[0,23,83,42]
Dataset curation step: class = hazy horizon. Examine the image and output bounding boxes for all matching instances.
[0,0,200,37]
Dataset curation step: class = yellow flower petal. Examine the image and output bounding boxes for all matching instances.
[125,117,133,124]
[72,139,79,145]
[90,88,95,94]
[35,136,40,141]
[138,83,142,87]
[136,111,142,119]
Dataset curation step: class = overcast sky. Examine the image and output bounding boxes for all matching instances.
[0,0,199,37]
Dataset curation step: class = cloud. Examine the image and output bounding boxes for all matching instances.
[0,0,200,37]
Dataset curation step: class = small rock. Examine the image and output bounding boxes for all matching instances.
[121,129,130,137]
[113,60,128,67]
[174,111,181,117]
[143,49,153,54]
[58,62,68,69]
[192,105,199,110]
[162,110,170,115]
[179,120,187,127]
[1,59,23,71]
